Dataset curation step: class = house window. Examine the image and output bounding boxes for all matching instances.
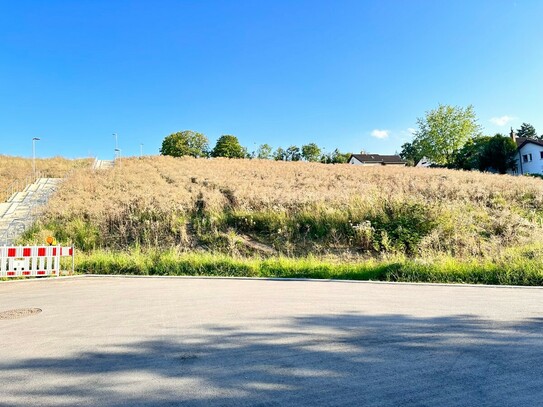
[540,151,543,159]
[523,154,533,163]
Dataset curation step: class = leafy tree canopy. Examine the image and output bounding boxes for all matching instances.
[516,123,539,140]
[452,134,517,174]
[399,140,424,166]
[256,144,273,159]
[479,134,517,174]
[320,149,351,164]
[331,149,351,163]
[301,143,322,162]
[273,147,286,161]
[211,135,246,159]
[452,136,491,170]
[160,130,209,158]
[413,104,482,165]
[285,145,301,161]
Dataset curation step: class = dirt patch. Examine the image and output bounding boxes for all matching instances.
[238,234,277,255]
[0,308,42,320]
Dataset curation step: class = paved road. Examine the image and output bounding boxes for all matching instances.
[1,276,542,406]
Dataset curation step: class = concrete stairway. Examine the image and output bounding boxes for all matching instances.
[93,159,115,170]
[0,178,62,245]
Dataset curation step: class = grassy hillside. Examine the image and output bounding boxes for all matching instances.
[0,155,92,200]
[18,156,543,284]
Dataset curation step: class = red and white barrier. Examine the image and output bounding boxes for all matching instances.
[0,246,74,278]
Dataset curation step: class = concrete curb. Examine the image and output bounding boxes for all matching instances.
[0,275,86,284]
[2,273,541,290]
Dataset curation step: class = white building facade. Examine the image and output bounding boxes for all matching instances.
[515,139,543,175]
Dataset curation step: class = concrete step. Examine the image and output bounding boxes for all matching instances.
[0,202,11,218]
[95,160,115,170]
[37,178,62,187]
[0,177,63,245]
[7,192,17,202]
[9,191,28,204]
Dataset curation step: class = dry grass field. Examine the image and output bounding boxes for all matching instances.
[12,155,543,284]
[0,155,92,200]
[31,156,543,258]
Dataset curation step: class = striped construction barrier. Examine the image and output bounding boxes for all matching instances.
[0,245,74,278]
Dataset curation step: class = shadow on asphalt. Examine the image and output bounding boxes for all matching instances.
[2,314,543,406]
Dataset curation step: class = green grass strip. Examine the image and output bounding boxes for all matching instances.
[72,249,543,286]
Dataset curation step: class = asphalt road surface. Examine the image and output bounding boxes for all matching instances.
[1,276,542,406]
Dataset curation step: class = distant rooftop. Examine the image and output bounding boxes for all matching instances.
[349,154,406,164]
[515,137,543,148]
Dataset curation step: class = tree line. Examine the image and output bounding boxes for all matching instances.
[399,104,540,174]
[160,131,352,163]
[160,106,540,174]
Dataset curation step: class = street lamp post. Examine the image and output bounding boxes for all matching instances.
[113,133,118,161]
[32,137,40,178]
[115,148,121,167]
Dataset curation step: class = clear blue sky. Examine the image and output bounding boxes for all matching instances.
[1,0,542,159]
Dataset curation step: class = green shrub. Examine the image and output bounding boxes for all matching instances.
[368,201,435,254]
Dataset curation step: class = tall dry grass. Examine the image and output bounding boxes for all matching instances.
[34,156,543,257]
[0,155,92,199]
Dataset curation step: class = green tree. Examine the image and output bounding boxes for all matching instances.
[479,134,517,174]
[211,135,246,158]
[452,136,490,170]
[273,147,286,161]
[256,144,273,159]
[320,149,350,164]
[301,143,322,162]
[516,123,538,139]
[330,149,350,163]
[413,104,482,165]
[399,140,424,166]
[320,152,331,164]
[285,145,301,161]
[160,130,209,158]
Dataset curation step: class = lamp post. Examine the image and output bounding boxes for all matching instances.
[113,133,118,161]
[115,148,121,167]
[32,137,40,178]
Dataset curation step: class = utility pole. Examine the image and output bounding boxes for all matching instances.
[140,143,143,158]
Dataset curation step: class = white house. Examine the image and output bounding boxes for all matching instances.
[416,157,433,167]
[511,130,543,175]
[348,154,406,166]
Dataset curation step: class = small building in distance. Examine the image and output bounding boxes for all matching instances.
[348,154,407,166]
[510,128,543,175]
[416,157,434,167]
